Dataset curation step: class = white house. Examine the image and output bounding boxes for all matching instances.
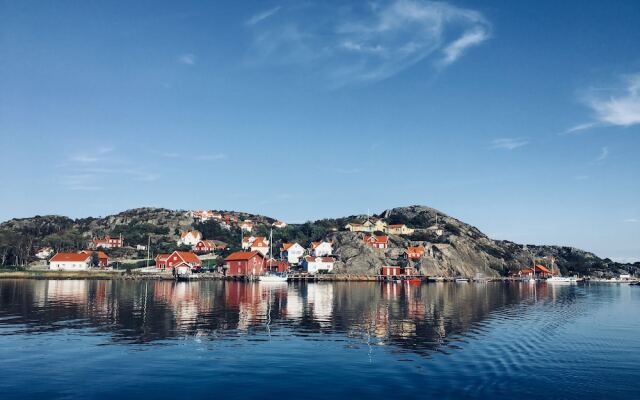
[49,253,91,271]
[281,243,305,265]
[302,256,335,273]
[310,241,333,257]
[250,236,270,256]
[239,220,254,232]
[177,230,202,246]
[241,236,257,250]
[272,220,287,228]
[35,247,54,260]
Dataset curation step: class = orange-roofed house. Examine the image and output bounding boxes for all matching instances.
[405,246,425,260]
[250,236,270,256]
[310,241,333,257]
[272,220,287,228]
[364,235,389,249]
[177,230,202,246]
[224,251,265,277]
[49,252,92,271]
[79,250,109,267]
[280,242,305,265]
[512,265,553,279]
[265,258,289,273]
[155,251,201,271]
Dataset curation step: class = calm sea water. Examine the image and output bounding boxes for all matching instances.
[0,280,638,399]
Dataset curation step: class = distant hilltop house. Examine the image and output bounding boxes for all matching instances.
[364,235,389,250]
[272,220,287,228]
[428,224,444,236]
[239,220,254,232]
[250,236,270,256]
[35,247,54,260]
[91,235,123,249]
[177,230,202,246]
[191,210,221,222]
[386,224,415,235]
[280,242,305,265]
[136,244,147,251]
[310,241,333,257]
[405,246,425,260]
[302,256,335,274]
[224,251,265,277]
[155,251,202,271]
[345,219,387,233]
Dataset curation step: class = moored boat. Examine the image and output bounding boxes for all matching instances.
[259,272,288,283]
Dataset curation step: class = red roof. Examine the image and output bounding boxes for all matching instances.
[174,251,201,264]
[50,253,91,262]
[156,253,170,261]
[281,243,294,251]
[387,224,405,228]
[303,256,335,263]
[406,246,424,253]
[364,235,388,244]
[225,251,263,261]
[80,250,108,259]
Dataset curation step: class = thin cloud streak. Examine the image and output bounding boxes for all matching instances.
[246,6,281,26]
[178,53,196,65]
[491,138,528,150]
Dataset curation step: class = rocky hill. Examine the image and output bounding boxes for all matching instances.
[0,205,636,276]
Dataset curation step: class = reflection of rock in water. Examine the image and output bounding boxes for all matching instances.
[0,280,586,356]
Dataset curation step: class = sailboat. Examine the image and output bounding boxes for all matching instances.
[522,245,537,283]
[258,228,288,283]
[545,257,577,283]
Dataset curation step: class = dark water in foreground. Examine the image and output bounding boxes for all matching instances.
[0,280,638,399]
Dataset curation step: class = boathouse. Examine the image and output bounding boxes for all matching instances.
[381,266,401,276]
[224,251,265,277]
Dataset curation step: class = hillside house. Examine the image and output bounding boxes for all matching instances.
[241,236,256,250]
[302,256,335,274]
[364,235,389,249]
[310,241,333,257]
[428,224,444,236]
[281,242,305,265]
[177,230,202,246]
[191,210,217,222]
[405,246,425,260]
[250,236,270,256]
[386,224,415,235]
[345,219,387,233]
[239,220,254,232]
[193,240,217,253]
[272,220,287,228]
[49,253,92,271]
[224,251,265,277]
[155,251,201,271]
[79,250,109,267]
[91,235,123,249]
[35,247,54,260]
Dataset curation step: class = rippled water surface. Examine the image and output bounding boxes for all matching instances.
[0,280,638,399]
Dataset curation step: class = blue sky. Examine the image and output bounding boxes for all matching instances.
[1,0,639,261]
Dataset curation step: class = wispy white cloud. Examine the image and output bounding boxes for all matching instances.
[246,6,281,26]
[624,218,638,223]
[245,1,490,86]
[568,73,640,133]
[178,53,196,65]
[69,146,114,163]
[490,137,529,150]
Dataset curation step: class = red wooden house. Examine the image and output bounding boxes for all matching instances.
[224,251,265,277]
[381,266,401,276]
[193,240,216,253]
[264,258,289,273]
[155,251,202,271]
[364,235,389,249]
[403,266,415,276]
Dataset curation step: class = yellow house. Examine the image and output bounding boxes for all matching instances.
[345,219,387,233]
[386,224,415,235]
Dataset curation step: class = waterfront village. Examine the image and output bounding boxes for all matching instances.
[37,210,635,283]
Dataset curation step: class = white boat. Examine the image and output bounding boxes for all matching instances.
[455,277,470,283]
[259,272,288,282]
[546,276,577,283]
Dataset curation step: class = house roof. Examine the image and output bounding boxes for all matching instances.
[180,230,202,238]
[364,235,389,244]
[80,250,108,259]
[251,237,268,247]
[387,224,406,229]
[198,240,216,247]
[311,241,333,248]
[155,254,170,261]
[173,251,201,264]
[225,251,263,261]
[50,253,91,262]
[406,246,424,253]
